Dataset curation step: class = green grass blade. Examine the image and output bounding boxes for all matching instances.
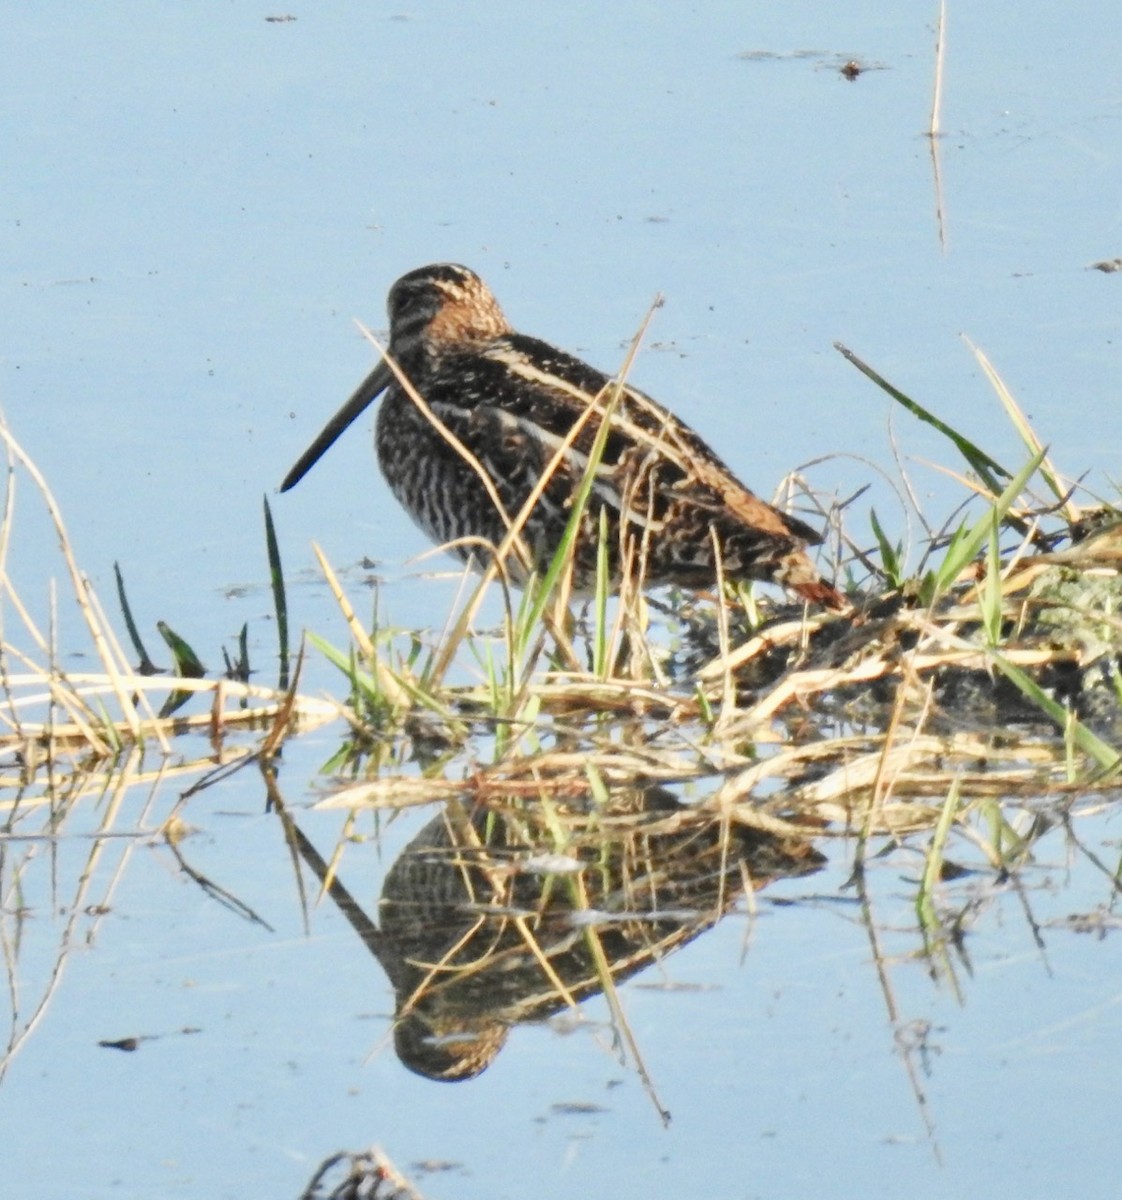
[981,507,1003,645]
[156,620,207,678]
[520,385,621,644]
[914,775,964,984]
[113,562,160,674]
[987,652,1121,771]
[869,507,904,586]
[222,622,250,684]
[835,342,1010,493]
[307,631,460,726]
[927,445,1047,598]
[264,496,290,691]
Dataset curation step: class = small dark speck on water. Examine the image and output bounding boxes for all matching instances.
[99,1037,140,1052]
[411,1161,462,1175]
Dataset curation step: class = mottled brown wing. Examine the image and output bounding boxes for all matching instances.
[475,335,824,548]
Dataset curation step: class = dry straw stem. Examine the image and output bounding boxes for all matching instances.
[312,751,672,811]
[0,744,252,813]
[311,564,1121,825]
[310,542,414,708]
[928,0,947,138]
[927,0,948,249]
[963,336,1079,523]
[0,422,147,741]
[696,611,837,680]
[519,675,697,719]
[722,642,1079,736]
[0,672,337,769]
[310,712,1090,830]
[0,744,177,1083]
[0,417,342,767]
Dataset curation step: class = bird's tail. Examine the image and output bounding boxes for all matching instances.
[778,549,852,614]
[792,577,851,613]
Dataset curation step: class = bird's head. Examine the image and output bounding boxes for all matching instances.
[279,263,510,492]
[386,263,511,354]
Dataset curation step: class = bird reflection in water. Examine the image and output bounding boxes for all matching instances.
[290,787,824,1082]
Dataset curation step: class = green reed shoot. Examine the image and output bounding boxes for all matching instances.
[988,652,1120,772]
[919,446,1047,606]
[835,342,1010,492]
[264,495,290,690]
[869,508,906,589]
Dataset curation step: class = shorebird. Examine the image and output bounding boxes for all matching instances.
[280,263,847,611]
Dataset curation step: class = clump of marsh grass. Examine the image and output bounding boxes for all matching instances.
[267,332,1122,1137]
[4,325,1121,1131]
[0,422,342,1085]
[0,423,335,803]
[294,333,1122,941]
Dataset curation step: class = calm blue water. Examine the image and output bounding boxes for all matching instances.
[4,4,1122,1197]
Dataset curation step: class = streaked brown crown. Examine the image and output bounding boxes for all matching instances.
[386,263,512,358]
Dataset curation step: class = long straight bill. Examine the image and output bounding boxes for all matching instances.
[279,358,394,492]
